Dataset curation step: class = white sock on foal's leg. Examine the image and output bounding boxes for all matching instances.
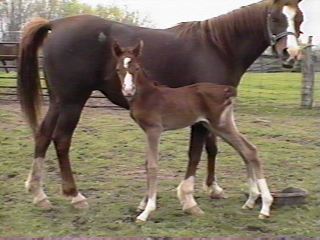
[25,157,51,209]
[136,194,156,222]
[257,178,273,218]
[242,178,260,209]
[137,196,148,212]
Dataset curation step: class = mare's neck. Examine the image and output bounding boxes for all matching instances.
[207,3,271,82]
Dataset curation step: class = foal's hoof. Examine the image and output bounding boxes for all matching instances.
[135,218,146,224]
[184,205,205,217]
[73,200,89,209]
[36,198,53,210]
[242,202,255,210]
[258,213,270,219]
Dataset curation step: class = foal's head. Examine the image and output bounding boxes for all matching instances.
[112,41,144,97]
[268,0,304,67]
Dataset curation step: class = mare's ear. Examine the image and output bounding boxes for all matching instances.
[112,40,123,57]
[132,40,144,57]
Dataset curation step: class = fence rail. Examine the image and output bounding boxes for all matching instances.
[1,41,319,109]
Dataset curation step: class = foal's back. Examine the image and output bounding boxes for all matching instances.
[131,83,237,131]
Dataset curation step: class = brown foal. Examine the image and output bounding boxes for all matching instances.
[112,41,273,222]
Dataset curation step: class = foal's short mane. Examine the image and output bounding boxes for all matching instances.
[169,0,271,56]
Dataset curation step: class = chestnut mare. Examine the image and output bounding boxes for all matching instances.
[18,0,304,217]
[112,41,275,222]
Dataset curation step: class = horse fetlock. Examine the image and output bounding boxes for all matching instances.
[203,182,226,199]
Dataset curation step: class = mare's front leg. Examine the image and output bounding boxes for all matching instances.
[203,134,226,199]
[136,126,161,222]
[177,123,207,216]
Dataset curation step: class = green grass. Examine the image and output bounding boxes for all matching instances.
[0,73,319,237]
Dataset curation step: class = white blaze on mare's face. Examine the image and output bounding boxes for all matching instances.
[282,6,299,51]
[122,57,135,95]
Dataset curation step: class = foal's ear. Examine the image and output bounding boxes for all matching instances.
[112,40,123,57]
[272,0,302,5]
[132,40,144,57]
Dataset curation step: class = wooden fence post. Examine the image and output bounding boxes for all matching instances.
[301,36,315,109]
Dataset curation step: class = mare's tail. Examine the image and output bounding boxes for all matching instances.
[18,18,51,135]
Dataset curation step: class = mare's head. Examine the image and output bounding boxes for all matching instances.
[112,40,144,97]
[268,0,304,68]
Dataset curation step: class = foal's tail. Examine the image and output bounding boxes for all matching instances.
[18,18,51,135]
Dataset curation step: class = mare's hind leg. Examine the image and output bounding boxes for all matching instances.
[25,102,59,209]
[203,134,226,199]
[52,95,91,209]
[177,123,207,216]
[212,105,273,219]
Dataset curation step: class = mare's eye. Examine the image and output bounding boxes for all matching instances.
[272,18,280,23]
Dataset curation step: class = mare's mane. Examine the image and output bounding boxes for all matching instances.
[168,0,271,55]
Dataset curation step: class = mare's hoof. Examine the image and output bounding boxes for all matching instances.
[258,213,270,219]
[73,200,89,209]
[184,205,205,216]
[36,198,52,209]
[210,191,227,199]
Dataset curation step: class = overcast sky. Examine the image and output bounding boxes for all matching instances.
[79,0,320,45]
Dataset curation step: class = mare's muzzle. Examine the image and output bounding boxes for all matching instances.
[281,48,296,69]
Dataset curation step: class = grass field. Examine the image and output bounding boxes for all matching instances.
[0,72,319,237]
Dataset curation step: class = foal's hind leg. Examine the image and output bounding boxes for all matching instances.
[177,123,207,216]
[203,134,226,199]
[52,97,90,209]
[25,103,59,209]
[213,105,273,219]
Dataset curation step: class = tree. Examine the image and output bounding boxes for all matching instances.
[0,0,152,41]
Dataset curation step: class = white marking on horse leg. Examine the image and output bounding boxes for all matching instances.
[71,192,89,209]
[177,176,198,210]
[282,6,300,56]
[136,194,156,222]
[257,178,273,218]
[25,157,50,206]
[203,180,225,199]
[242,178,260,209]
[137,196,147,211]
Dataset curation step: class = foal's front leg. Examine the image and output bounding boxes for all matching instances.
[136,127,161,222]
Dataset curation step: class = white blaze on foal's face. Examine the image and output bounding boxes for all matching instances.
[282,6,300,57]
[122,57,135,96]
